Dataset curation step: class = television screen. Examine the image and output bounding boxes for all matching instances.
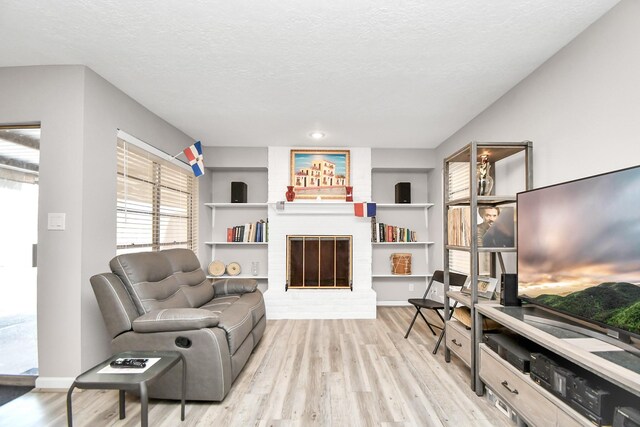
[517,165,640,338]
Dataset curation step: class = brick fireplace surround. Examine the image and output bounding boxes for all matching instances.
[263,147,377,319]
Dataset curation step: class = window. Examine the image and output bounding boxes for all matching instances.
[117,136,198,255]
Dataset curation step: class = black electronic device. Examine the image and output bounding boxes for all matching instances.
[500,273,520,306]
[551,365,574,398]
[394,182,411,204]
[567,375,615,426]
[614,406,640,427]
[110,358,148,368]
[231,181,247,203]
[483,333,535,373]
[530,352,556,389]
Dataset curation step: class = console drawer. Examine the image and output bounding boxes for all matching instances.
[446,320,471,367]
[479,345,556,427]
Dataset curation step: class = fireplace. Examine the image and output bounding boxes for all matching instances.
[286,235,352,290]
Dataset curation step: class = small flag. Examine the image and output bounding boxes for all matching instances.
[367,202,377,217]
[183,141,205,177]
[354,202,377,217]
[354,202,364,217]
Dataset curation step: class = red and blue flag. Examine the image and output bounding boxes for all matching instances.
[183,141,205,177]
[354,202,376,217]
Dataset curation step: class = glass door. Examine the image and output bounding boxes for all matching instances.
[0,125,39,379]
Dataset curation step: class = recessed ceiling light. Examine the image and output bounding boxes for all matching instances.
[309,131,326,140]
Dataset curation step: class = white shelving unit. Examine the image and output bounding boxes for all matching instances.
[370,167,435,304]
[207,167,269,290]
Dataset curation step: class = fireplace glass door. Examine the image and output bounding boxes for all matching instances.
[287,235,351,289]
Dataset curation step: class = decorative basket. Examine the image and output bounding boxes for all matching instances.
[226,262,241,276]
[390,253,412,275]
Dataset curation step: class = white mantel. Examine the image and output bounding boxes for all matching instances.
[264,147,376,319]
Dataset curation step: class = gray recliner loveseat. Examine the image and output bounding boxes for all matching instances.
[90,248,266,401]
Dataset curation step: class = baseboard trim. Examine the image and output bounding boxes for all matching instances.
[377,301,412,306]
[35,376,74,391]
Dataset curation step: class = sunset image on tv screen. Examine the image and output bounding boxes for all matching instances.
[517,166,640,335]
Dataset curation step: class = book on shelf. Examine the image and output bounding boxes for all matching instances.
[371,216,377,242]
[228,219,268,243]
[371,217,417,243]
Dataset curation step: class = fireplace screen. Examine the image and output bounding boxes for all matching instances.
[286,235,352,290]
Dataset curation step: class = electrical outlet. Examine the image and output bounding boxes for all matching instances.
[409,283,415,291]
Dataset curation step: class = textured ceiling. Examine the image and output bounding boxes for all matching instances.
[0,0,619,148]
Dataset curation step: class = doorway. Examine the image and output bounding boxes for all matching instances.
[0,125,39,383]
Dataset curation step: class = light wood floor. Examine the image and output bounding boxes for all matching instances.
[0,307,512,427]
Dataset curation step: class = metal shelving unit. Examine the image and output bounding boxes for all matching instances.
[442,141,533,394]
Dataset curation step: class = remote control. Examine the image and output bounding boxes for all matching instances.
[110,358,148,368]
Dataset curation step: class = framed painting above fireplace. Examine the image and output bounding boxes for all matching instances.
[290,149,350,199]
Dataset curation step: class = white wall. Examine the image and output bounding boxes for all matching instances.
[0,66,200,387]
[429,0,640,272]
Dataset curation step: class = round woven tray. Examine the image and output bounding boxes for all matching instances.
[208,260,225,276]
[226,261,242,276]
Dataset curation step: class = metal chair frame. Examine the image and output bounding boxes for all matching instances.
[403,270,467,354]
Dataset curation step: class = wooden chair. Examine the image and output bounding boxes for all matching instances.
[404,270,468,353]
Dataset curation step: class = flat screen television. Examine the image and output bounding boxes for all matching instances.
[517,165,640,341]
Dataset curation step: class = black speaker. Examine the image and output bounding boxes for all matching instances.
[395,182,411,204]
[500,273,520,306]
[231,182,247,203]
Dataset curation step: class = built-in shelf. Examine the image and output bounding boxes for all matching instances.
[376,203,434,208]
[205,241,268,246]
[372,241,434,245]
[271,201,359,215]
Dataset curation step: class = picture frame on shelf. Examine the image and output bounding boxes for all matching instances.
[290,149,350,199]
[461,276,498,299]
[461,276,472,295]
[477,277,498,299]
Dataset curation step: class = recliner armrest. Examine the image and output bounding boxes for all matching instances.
[132,308,219,333]
[213,278,258,296]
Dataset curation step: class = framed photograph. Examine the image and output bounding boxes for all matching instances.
[461,276,498,299]
[461,276,472,294]
[477,277,499,299]
[290,149,350,199]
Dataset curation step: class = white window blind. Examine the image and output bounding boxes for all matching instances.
[117,138,198,255]
[447,162,470,274]
[447,162,470,201]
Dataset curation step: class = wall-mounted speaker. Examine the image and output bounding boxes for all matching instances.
[500,273,520,306]
[395,182,411,204]
[231,182,247,203]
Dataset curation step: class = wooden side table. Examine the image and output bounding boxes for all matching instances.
[67,351,185,427]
